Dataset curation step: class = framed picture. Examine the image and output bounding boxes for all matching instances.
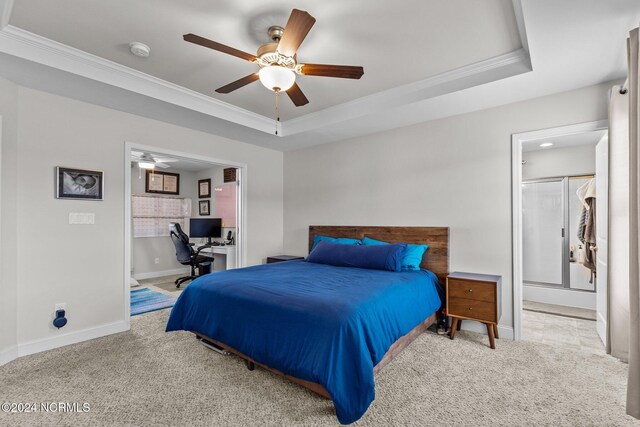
[199,200,210,216]
[56,167,104,200]
[198,178,211,198]
[145,170,180,195]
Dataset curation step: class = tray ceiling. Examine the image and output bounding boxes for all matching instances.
[0,1,637,151]
[9,0,522,119]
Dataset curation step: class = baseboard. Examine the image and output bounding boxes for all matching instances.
[17,320,129,358]
[0,344,18,366]
[459,321,514,340]
[133,268,189,280]
[523,284,596,310]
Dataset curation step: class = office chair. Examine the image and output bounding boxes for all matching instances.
[169,223,213,288]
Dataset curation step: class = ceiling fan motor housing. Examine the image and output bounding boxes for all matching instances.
[257,43,296,69]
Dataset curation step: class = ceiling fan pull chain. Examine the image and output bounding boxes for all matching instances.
[274,89,280,135]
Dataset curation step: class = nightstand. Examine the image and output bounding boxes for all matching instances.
[266,255,305,264]
[446,272,502,349]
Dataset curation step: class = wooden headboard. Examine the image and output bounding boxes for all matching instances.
[308,226,450,285]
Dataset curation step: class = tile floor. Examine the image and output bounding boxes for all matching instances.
[522,309,605,356]
[136,274,186,297]
[523,300,597,321]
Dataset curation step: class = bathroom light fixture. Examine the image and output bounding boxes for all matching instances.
[258,65,296,92]
[539,142,554,148]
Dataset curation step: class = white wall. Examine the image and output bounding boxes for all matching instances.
[130,164,198,278]
[0,76,19,364]
[522,144,595,180]
[283,82,611,336]
[0,84,282,360]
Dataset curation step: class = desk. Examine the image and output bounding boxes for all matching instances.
[199,245,237,271]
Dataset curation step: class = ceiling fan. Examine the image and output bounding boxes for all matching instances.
[183,8,364,108]
[131,151,178,169]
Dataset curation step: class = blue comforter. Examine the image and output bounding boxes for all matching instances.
[166,260,441,424]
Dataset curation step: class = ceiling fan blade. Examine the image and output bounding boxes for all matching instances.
[215,73,260,94]
[183,33,257,62]
[154,157,178,163]
[286,82,309,107]
[277,9,316,57]
[298,64,364,79]
[155,163,171,169]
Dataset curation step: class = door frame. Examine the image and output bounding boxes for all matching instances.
[511,120,608,341]
[123,141,248,323]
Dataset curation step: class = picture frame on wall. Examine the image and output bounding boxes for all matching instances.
[198,178,211,198]
[56,166,104,200]
[145,170,180,195]
[199,200,210,216]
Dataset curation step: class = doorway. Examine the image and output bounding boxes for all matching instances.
[123,142,246,320]
[512,120,608,353]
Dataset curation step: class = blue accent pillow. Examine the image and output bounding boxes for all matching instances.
[361,236,428,271]
[312,234,362,250]
[307,241,407,272]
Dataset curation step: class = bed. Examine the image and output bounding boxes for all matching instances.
[166,226,449,424]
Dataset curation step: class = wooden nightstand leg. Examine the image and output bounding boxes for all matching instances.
[486,323,496,349]
[493,323,499,339]
[450,318,459,340]
[457,319,462,331]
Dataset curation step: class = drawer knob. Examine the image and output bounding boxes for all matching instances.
[468,289,473,293]
[468,307,473,310]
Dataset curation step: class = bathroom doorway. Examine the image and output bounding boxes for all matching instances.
[512,121,608,354]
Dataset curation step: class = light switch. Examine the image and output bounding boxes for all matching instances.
[69,213,95,225]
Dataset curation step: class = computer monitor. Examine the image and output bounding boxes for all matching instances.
[189,218,222,244]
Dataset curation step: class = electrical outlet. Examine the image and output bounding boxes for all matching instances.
[55,303,66,311]
[154,258,160,264]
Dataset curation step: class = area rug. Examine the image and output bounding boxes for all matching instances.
[130,288,176,316]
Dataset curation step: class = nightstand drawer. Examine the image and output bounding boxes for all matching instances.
[448,297,496,323]
[447,279,495,303]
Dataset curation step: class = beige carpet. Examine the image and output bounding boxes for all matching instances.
[0,309,636,426]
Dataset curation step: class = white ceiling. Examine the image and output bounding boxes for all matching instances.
[522,129,607,152]
[0,1,637,151]
[9,0,521,119]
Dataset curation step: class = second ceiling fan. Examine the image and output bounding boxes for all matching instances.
[184,8,364,107]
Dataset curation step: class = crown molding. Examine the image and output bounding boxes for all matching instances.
[282,48,531,137]
[0,0,13,29]
[0,0,532,146]
[512,0,530,55]
[0,25,275,133]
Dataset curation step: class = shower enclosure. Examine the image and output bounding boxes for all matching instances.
[522,175,595,292]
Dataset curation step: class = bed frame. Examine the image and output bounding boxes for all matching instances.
[195,225,450,399]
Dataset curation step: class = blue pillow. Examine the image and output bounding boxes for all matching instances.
[307,241,407,272]
[312,234,361,250]
[361,236,428,271]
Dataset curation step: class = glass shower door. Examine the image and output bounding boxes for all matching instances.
[522,179,566,286]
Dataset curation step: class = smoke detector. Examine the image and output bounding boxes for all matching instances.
[129,42,150,58]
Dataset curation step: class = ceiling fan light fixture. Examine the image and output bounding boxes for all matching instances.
[259,65,295,92]
[138,161,155,170]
